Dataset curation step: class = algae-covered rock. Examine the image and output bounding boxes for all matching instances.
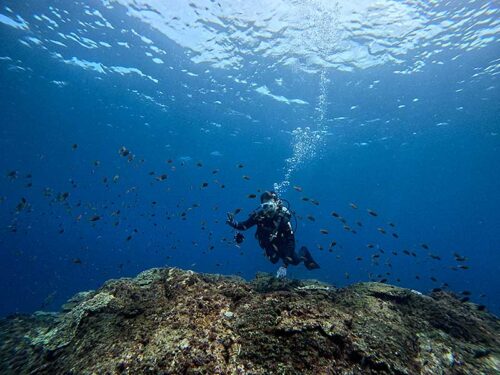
[0,267,498,374]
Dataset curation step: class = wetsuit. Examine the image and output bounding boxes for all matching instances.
[229,206,319,269]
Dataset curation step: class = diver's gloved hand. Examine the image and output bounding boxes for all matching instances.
[276,266,287,278]
[226,212,236,227]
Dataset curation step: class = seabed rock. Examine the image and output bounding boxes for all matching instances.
[0,267,498,374]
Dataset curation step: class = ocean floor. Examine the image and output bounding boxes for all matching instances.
[0,267,498,374]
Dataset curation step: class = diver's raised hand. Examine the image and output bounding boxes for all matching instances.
[226,212,235,226]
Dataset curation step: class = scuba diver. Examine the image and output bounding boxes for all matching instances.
[226,191,320,278]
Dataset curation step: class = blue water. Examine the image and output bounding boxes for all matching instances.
[0,0,499,317]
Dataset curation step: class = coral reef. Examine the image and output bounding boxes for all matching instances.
[0,267,498,374]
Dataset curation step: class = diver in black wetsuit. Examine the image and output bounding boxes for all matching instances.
[226,191,319,277]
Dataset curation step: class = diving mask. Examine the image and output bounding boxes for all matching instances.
[261,200,278,213]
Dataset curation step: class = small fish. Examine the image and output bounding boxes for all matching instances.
[392,233,399,238]
[461,291,471,296]
[349,203,358,209]
[247,194,256,199]
[421,243,429,250]
[307,215,315,222]
[234,208,242,215]
[212,169,219,174]
[72,258,82,264]
[242,175,250,180]
[367,209,378,217]
[356,256,363,261]
[302,197,310,202]
[126,235,132,241]
[458,265,469,270]
[237,163,244,168]
[389,222,396,227]
[460,297,470,303]
[310,199,320,206]
[377,227,386,234]
[89,215,101,222]
[356,221,363,227]
[7,170,18,179]
[329,241,337,248]
[331,211,340,218]
[379,278,387,283]
[403,250,410,256]
[293,185,303,192]
[429,254,441,260]
[156,174,168,181]
[201,182,208,188]
[430,276,437,282]
[196,161,203,167]
[72,144,78,150]
[319,229,329,234]
[113,175,120,183]
[367,244,375,249]
[94,160,101,167]
[118,146,130,157]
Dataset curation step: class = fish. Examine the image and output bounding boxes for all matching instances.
[356,221,363,227]
[421,243,429,250]
[430,277,438,282]
[156,174,168,181]
[429,254,441,260]
[118,146,130,157]
[307,215,315,222]
[72,144,78,150]
[349,203,358,209]
[392,233,399,238]
[89,215,101,222]
[310,199,320,206]
[366,244,375,248]
[458,265,469,270]
[403,250,410,256]
[237,163,244,168]
[367,209,378,216]
[329,241,337,248]
[293,185,303,192]
[331,211,340,218]
[234,208,242,215]
[16,197,28,212]
[201,182,208,188]
[377,227,386,234]
[302,197,310,202]
[112,175,120,183]
[196,162,203,167]
[7,170,18,179]
[247,194,256,199]
[319,229,329,234]
[242,175,251,180]
[389,222,396,227]
[212,169,219,174]
[72,258,82,264]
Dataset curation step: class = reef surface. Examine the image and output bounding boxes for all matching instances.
[0,267,498,374]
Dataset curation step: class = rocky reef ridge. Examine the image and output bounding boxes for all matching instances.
[0,267,499,374]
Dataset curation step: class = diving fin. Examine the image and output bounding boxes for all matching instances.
[299,246,320,270]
